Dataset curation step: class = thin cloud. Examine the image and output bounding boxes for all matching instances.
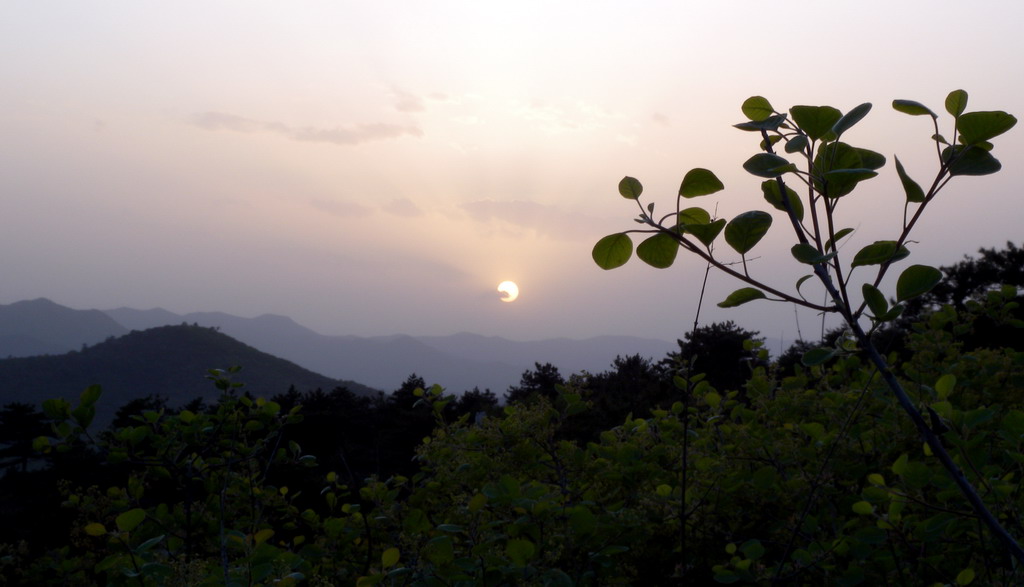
[652,112,671,126]
[191,112,422,145]
[309,198,374,218]
[383,198,424,218]
[391,87,426,113]
[460,199,594,240]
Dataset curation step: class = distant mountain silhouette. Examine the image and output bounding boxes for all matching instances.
[0,324,376,429]
[0,299,677,396]
[103,307,677,394]
[0,298,126,357]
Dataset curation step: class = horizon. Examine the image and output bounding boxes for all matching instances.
[3,2,1023,344]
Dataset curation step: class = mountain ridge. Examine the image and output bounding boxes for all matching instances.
[1,299,678,395]
[0,323,374,429]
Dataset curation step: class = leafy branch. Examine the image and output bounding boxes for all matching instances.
[594,90,1022,564]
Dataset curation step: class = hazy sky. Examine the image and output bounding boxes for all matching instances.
[2,1,1022,346]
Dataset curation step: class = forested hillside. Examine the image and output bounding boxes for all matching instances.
[0,324,375,429]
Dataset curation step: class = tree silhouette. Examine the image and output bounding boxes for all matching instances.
[505,362,564,404]
[664,321,765,392]
[0,402,48,474]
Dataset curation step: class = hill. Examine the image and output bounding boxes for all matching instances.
[0,298,127,357]
[0,324,377,429]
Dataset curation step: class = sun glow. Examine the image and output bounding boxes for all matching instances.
[497,280,519,303]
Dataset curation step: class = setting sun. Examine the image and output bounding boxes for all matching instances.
[497,280,519,303]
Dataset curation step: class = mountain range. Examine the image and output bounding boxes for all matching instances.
[0,298,678,402]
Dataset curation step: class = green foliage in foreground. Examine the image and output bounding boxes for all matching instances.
[3,290,1022,585]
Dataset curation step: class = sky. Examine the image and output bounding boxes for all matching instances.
[2,1,1022,348]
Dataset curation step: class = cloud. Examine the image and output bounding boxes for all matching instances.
[652,112,671,126]
[391,87,426,113]
[191,112,423,145]
[309,198,374,218]
[512,98,617,134]
[383,198,424,218]
[460,199,595,240]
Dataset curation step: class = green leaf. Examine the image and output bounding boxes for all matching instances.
[761,180,803,221]
[759,135,782,150]
[824,227,854,251]
[862,284,889,317]
[618,176,642,199]
[742,96,774,121]
[851,241,910,267]
[679,168,724,198]
[636,233,679,268]
[733,114,788,132]
[784,134,808,153]
[856,148,886,170]
[80,384,102,406]
[957,111,1017,145]
[724,211,772,255]
[592,234,633,269]
[832,103,872,137]
[506,538,535,566]
[791,243,834,265]
[894,156,925,202]
[892,99,936,117]
[704,391,721,408]
[852,501,874,515]
[381,547,400,569]
[718,287,766,308]
[743,153,795,178]
[823,169,878,197]
[896,264,942,301]
[801,348,835,367]
[686,218,726,247]
[935,374,956,400]
[253,528,274,545]
[891,453,909,475]
[677,207,711,226]
[136,534,165,553]
[956,568,976,586]
[943,145,1003,176]
[425,536,454,565]
[116,508,146,532]
[813,142,884,197]
[945,90,968,117]
[740,539,766,560]
[790,105,842,141]
[42,398,71,421]
[84,522,107,537]
[801,422,826,440]
[877,304,905,322]
[72,405,95,429]
[795,275,814,297]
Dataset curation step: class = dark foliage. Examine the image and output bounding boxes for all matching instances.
[566,354,674,441]
[663,321,765,392]
[504,362,565,404]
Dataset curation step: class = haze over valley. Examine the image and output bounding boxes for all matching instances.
[0,298,676,413]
